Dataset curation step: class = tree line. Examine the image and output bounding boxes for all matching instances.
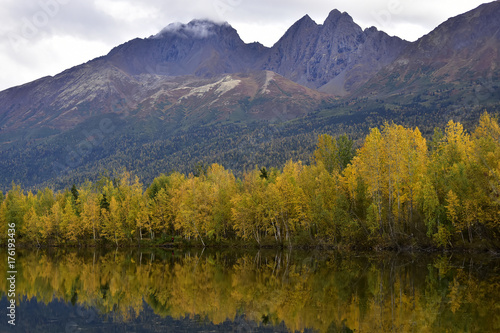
[1,112,499,249]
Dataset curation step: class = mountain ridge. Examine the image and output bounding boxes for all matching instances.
[353,0,500,101]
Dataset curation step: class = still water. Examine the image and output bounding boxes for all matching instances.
[0,248,498,332]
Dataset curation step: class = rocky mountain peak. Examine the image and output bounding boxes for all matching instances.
[263,7,401,94]
[364,26,379,34]
[323,9,358,30]
[103,18,254,77]
[295,14,318,28]
[271,14,319,47]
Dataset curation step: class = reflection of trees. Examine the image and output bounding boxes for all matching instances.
[0,250,498,332]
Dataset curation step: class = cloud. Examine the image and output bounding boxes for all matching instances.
[154,20,230,39]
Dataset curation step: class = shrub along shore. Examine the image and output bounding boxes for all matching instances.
[1,113,499,251]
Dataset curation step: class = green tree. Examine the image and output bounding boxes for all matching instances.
[337,134,355,171]
[314,134,338,174]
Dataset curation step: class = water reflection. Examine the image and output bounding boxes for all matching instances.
[0,249,499,332]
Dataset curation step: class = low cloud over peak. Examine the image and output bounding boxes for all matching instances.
[153,20,231,39]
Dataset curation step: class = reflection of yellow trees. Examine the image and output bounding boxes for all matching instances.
[1,250,499,332]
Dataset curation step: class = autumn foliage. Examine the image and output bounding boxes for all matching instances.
[1,113,499,249]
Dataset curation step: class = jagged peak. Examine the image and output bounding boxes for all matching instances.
[280,14,318,36]
[283,14,319,33]
[297,14,317,26]
[363,26,408,44]
[152,19,232,39]
[321,9,362,36]
[271,13,319,47]
[324,9,354,25]
[364,26,378,33]
[325,9,341,20]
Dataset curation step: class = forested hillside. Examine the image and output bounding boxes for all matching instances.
[2,113,499,250]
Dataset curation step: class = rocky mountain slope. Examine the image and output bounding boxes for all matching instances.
[0,65,327,140]
[357,1,500,102]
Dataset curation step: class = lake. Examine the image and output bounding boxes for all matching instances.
[0,248,499,332]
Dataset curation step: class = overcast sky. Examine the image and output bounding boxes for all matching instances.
[0,0,491,91]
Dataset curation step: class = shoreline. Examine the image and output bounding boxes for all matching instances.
[4,240,500,255]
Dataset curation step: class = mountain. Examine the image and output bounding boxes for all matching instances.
[0,20,333,145]
[106,20,266,77]
[357,1,500,103]
[0,2,499,189]
[0,66,327,140]
[262,10,409,95]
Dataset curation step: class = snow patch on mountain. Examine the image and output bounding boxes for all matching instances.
[177,76,241,102]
